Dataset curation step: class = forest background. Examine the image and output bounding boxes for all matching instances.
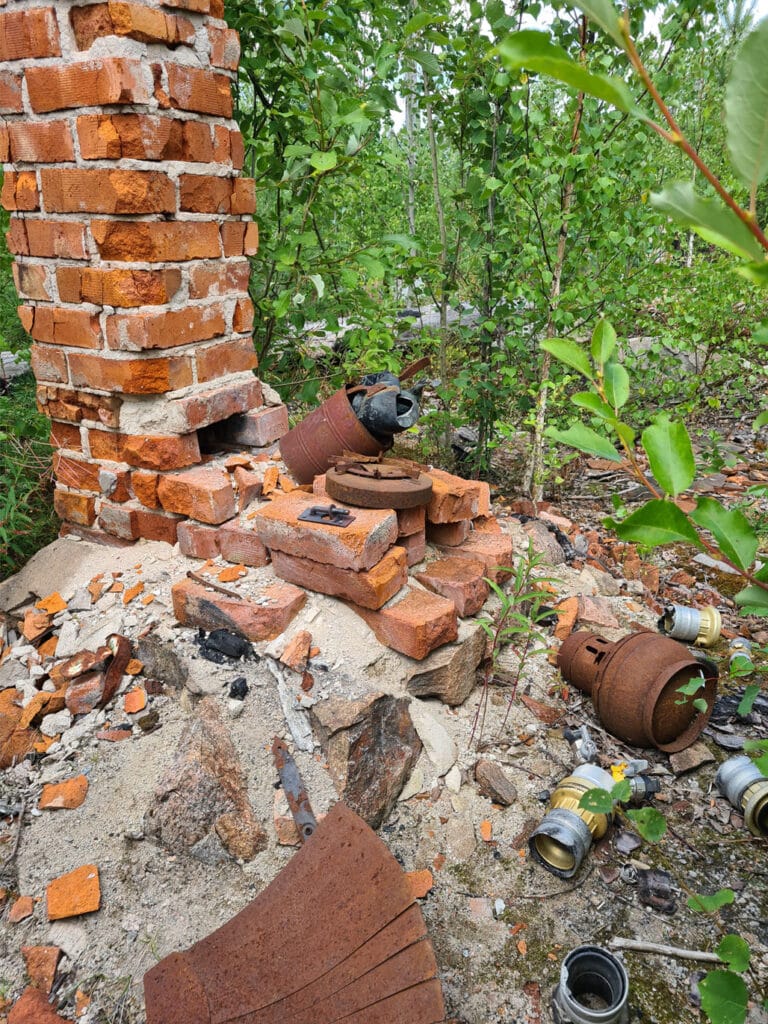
[1,0,767,577]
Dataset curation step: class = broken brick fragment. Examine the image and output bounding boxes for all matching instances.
[39,775,89,811]
[46,865,101,920]
[435,531,514,583]
[172,578,305,641]
[9,896,35,923]
[8,987,70,1024]
[21,945,61,993]
[416,557,489,618]
[350,586,458,660]
[270,546,407,610]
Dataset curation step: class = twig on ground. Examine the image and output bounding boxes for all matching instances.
[1,797,26,872]
[186,570,242,599]
[609,938,720,963]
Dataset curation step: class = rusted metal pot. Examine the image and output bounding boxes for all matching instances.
[558,630,718,753]
[280,385,389,484]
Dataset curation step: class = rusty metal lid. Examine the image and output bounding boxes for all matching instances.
[326,457,433,509]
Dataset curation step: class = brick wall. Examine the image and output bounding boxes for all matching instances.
[0,0,285,545]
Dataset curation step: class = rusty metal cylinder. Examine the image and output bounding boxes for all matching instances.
[558,630,718,753]
[280,385,389,484]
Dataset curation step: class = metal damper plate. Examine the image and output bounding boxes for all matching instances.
[325,457,433,509]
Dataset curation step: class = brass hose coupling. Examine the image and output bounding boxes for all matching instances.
[716,755,768,837]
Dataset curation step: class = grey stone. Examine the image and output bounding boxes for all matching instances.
[475,759,517,806]
[521,520,566,565]
[53,619,81,658]
[312,692,422,828]
[408,699,457,777]
[67,588,93,613]
[137,636,188,690]
[406,621,486,706]
[41,709,73,737]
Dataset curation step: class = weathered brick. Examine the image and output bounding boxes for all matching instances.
[232,465,263,508]
[230,178,256,215]
[435,531,514,583]
[12,263,51,301]
[220,221,246,256]
[0,7,61,62]
[426,468,482,524]
[31,345,68,383]
[218,520,270,567]
[0,125,8,162]
[162,0,213,12]
[244,221,259,255]
[120,433,201,470]
[77,113,219,163]
[130,470,159,508]
[9,122,74,163]
[0,71,23,113]
[172,578,306,642]
[41,169,174,215]
[8,218,87,259]
[473,514,502,533]
[135,507,181,544]
[53,453,101,493]
[50,421,82,452]
[399,529,426,567]
[208,25,240,70]
[97,501,139,540]
[179,174,234,213]
[397,505,426,538]
[224,405,287,446]
[233,297,254,333]
[165,64,232,117]
[1,172,40,212]
[351,586,459,660]
[26,58,152,114]
[416,557,489,618]
[91,220,222,262]
[188,260,250,299]
[271,546,408,610]
[168,377,262,433]
[250,491,398,571]
[230,129,245,169]
[105,304,226,352]
[68,352,192,394]
[177,519,220,559]
[57,267,182,307]
[36,385,121,427]
[426,519,471,546]
[20,306,101,349]
[53,489,96,526]
[157,466,236,524]
[70,2,194,50]
[196,337,257,382]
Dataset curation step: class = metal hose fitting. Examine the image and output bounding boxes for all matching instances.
[716,755,768,837]
[729,637,753,675]
[659,603,721,647]
[552,945,629,1024]
[530,765,615,878]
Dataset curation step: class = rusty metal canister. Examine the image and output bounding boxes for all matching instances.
[558,630,718,753]
[280,385,389,484]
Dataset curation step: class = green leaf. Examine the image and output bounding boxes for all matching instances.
[677,675,705,697]
[355,252,386,279]
[641,414,695,496]
[724,18,768,192]
[690,497,758,571]
[737,685,761,716]
[650,183,764,262]
[572,392,616,420]
[734,584,768,611]
[497,31,640,115]
[591,320,617,364]
[578,788,613,814]
[407,48,441,77]
[625,806,666,842]
[611,779,632,803]
[571,0,626,46]
[754,410,768,430]
[735,260,768,287]
[604,362,629,409]
[308,274,325,299]
[310,150,338,173]
[693,698,709,712]
[716,935,751,973]
[613,500,702,548]
[403,11,447,36]
[688,889,735,913]
[546,423,622,462]
[699,970,749,1024]
[540,337,594,379]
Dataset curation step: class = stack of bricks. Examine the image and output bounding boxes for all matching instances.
[1,0,287,544]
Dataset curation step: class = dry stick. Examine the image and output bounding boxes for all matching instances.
[609,938,720,964]
[186,570,242,600]
[1,797,26,872]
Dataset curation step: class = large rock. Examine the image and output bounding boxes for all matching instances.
[143,697,265,862]
[311,693,421,828]
[406,620,486,706]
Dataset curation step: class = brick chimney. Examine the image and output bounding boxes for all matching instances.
[0,0,287,545]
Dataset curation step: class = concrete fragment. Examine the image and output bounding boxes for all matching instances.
[408,699,457,777]
[406,620,486,706]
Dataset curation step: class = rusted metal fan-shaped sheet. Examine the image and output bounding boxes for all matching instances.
[144,802,447,1024]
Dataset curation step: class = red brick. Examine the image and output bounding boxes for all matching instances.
[1,172,40,211]
[0,124,8,162]
[250,491,398,571]
[50,421,82,451]
[271,546,407,610]
[162,0,212,12]
[426,468,482,523]
[70,3,194,49]
[21,943,62,992]
[230,129,245,169]
[131,470,159,508]
[212,123,231,161]
[31,345,68,383]
[89,431,200,470]
[98,501,139,540]
[68,352,192,393]
[399,529,426,567]
[179,173,234,213]
[218,521,270,567]
[224,405,288,446]
[41,168,174,214]
[53,453,101,492]
[105,304,226,352]
[233,465,263,508]
[26,58,151,113]
[77,113,218,163]
[0,71,24,113]
[220,221,246,256]
[168,377,262,433]
[196,337,257,381]
[8,218,87,259]
[473,514,502,533]
[157,466,236,524]
[0,8,61,61]
[177,519,220,559]
[100,467,131,502]
[351,586,458,660]
[38,776,88,812]
[36,386,121,427]
[233,297,254,333]
[57,267,182,307]
[426,519,471,546]
[397,505,426,537]
[9,122,74,163]
[172,578,306,641]
[91,220,222,262]
[435,531,514,583]
[135,507,181,544]
[165,64,232,117]
[12,263,51,301]
[477,480,491,516]
[244,221,259,255]
[8,987,70,1024]
[53,489,96,526]
[46,864,100,920]
[230,178,256,215]
[20,306,101,349]
[188,260,250,299]
[208,25,240,70]
[416,557,489,617]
